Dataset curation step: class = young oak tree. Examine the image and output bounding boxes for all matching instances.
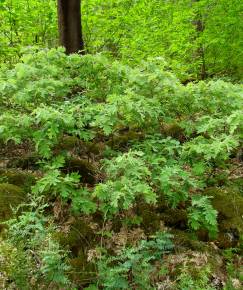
[57,0,84,54]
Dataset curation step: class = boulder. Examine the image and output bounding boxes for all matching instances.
[0,183,26,227]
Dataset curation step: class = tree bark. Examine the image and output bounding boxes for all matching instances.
[57,0,84,54]
[192,0,206,79]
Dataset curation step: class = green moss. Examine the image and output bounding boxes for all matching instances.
[7,154,39,170]
[137,203,187,233]
[172,229,208,252]
[107,131,144,149]
[0,183,25,223]
[206,187,243,227]
[58,136,81,151]
[228,178,243,196]
[54,219,96,285]
[56,219,95,255]
[0,169,36,191]
[85,141,105,155]
[206,187,243,248]
[136,204,161,233]
[160,208,187,229]
[161,122,185,141]
[57,136,105,156]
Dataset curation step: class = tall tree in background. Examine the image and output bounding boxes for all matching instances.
[57,0,84,54]
[192,0,206,80]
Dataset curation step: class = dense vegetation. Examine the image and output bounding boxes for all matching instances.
[0,1,242,289]
[1,0,243,80]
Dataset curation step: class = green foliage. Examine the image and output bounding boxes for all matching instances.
[39,237,70,286]
[0,48,242,288]
[183,135,239,162]
[132,136,218,237]
[177,265,214,290]
[94,151,156,215]
[1,198,70,289]
[83,0,243,80]
[1,49,242,233]
[0,0,57,65]
[158,165,201,208]
[1,1,242,80]
[32,156,96,214]
[188,195,218,238]
[96,232,173,290]
[221,248,242,289]
[0,238,34,289]
[0,0,242,288]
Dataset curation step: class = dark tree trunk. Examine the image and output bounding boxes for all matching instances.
[192,0,207,80]
[57,0,84,54]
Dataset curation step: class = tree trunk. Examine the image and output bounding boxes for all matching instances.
[192,0,206,80]
[57,0,84,54]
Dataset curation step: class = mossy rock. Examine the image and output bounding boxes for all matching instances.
[0,169,36,191]
[172,229,208,252]
[160,122,185,141]
[7,154,39,170]
[160,208,187,229]
[57,135,105,156]
[206,187,243,227]
[205,187,243,248]
[137,204,187,233]
[56,219,95,256]
[57,136,81,151]
[228,178,243,196]
[55,219,96,285]
[107,131,144,149]
[0,183,25,223]
[63,158,96,184]
[84,141,106,156]
[136,204,161,233]
[69,253,95,286]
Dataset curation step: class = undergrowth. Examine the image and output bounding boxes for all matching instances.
[0,48,242,289]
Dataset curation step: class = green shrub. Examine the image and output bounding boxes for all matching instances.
[96,232,173,290]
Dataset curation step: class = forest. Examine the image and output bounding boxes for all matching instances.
[0,0,242,289]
